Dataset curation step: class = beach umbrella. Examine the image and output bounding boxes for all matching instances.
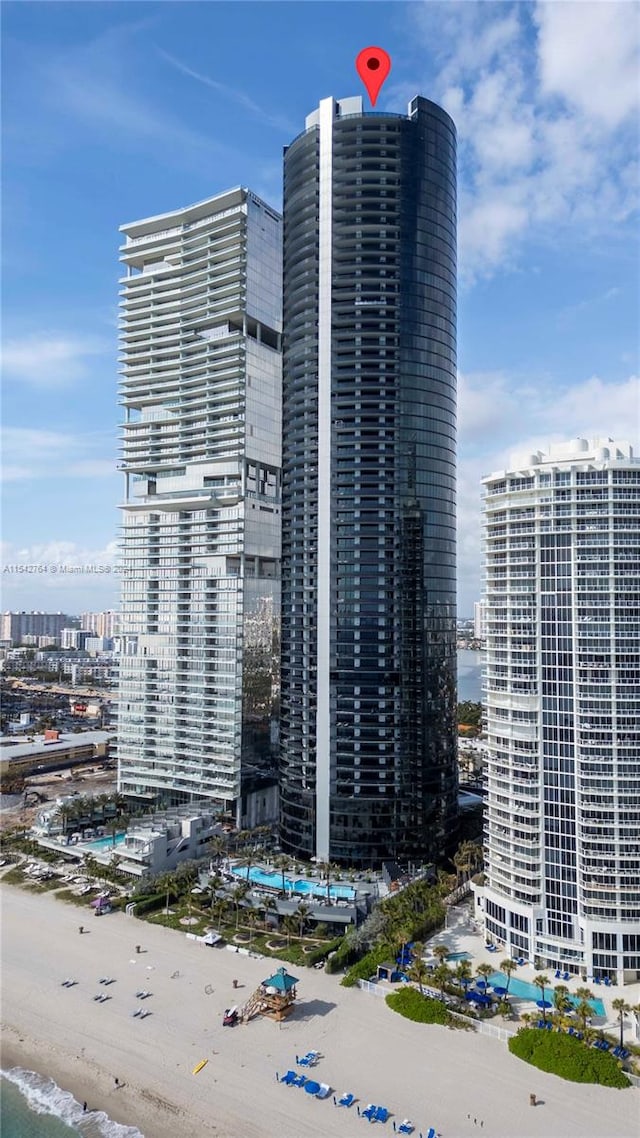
[476,979,490,991]
[493,985,508,996]
[536,999,552,1009]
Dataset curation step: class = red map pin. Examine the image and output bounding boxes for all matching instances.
[356,46,391,106]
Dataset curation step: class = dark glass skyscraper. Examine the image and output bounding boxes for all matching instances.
[279,95,458,867]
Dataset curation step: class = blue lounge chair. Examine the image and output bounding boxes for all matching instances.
[337,1093,356,1108]
[426,1129,437,1138]
[621,1049,630,1060]
[563,971,570,981]
[604,976,612,986]
[555,970,561,979]
[362,1105,376,1121]
[516,957,525,966]
[398,1122,414,1135]
[292,1074,306,1087]
[280,1070,298,1085]
[374,1106,389,1123]
[594,975,601,984]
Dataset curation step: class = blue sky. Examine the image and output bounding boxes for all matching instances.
[2,0,639,615]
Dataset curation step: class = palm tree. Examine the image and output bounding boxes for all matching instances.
[295,901,313,938]
[282,913,298,948]
[533,973,550,1022]
[432,962,451,1001]
[245,909,259,945]
[553,984,572,1028]
[409,958,430,995]
[261,894,279,932]
[454,959,473,991]
[575,986,594,1032]
[232,883,249,930]
[212,896,231,931]
[273,854,291,896]
[83,853,100,882]
[476,962,494,989]
[161,872,179,915]
[432,944,450,966]
[500,958,517,995]
[612,999,630,1051]
[209,834,227,867]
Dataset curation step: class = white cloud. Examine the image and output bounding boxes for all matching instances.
[406,0,640,279]
[535,2,640,128]
[2,335,108,388]
[1,427,118,482]
[156,48,296,135]
[456,372,639,611]
[2,540,121,610]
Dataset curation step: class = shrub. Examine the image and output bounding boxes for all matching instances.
[508,1029,631,1089]
[131,893,167,916]
[340,943,395,986]
[386,987,472,1030]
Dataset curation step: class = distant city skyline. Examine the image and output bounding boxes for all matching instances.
[3,2,638,615]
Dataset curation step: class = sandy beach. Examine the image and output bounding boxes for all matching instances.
[1,883,638,1138]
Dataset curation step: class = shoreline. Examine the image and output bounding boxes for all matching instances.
[2,883,638,1138]
[1,1025,183,1138]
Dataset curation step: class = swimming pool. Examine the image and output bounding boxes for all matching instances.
[231,865,356,901]
[85,833,127,852]
[487,972,605,1017]
[447,951,472,962]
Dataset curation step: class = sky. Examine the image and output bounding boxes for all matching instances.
[2,0,639,616]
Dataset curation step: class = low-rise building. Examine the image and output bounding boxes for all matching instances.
[0,729,114,784]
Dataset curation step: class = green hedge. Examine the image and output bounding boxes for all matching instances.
[508,1029,630,1088]
[386,986,471,1029]
[340,943,395,986]
[131,893,167,916]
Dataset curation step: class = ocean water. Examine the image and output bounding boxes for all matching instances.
[457,648,484,702]
[1,1069,145,1138]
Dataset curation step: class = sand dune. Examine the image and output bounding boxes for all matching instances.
[1,885,637,1138]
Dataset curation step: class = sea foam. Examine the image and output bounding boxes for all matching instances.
[2,1067,145,1138]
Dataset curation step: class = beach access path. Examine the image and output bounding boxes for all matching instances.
[1,885,638,1138]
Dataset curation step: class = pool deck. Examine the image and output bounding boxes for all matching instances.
[425,903,640,1034]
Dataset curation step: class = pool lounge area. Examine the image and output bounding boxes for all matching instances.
[230,864,357,901]
[487,972,606,1017]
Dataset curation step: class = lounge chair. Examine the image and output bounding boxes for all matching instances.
[280,1070,297,1085]
[425,1129,437,1138]
[374,1106,389,1123]
[337,1093,356,1108]
[604,976,612,986]
[555,970,561,979]
[563,972,570,981]
[292,1074,306,1088]
[594,975,601,984]
[516,957,525,966]
[363,1104,376,1121]
[398,1122,414,1135]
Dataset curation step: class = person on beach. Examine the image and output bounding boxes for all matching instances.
[114,1077,120,1088]
[78,926,84,934]
[233,978,238,989]
[83,1101,87,1112]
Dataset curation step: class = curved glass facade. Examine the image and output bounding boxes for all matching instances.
[280,96,458,866]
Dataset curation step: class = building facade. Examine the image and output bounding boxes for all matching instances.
[117,188,282,828]
[80,611,121,638]
[279,95,458,867]
[1,612,77,646]
[473,600,488,642]
[479,438,640,984]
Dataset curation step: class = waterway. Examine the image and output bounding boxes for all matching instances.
[457,648,484,703]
